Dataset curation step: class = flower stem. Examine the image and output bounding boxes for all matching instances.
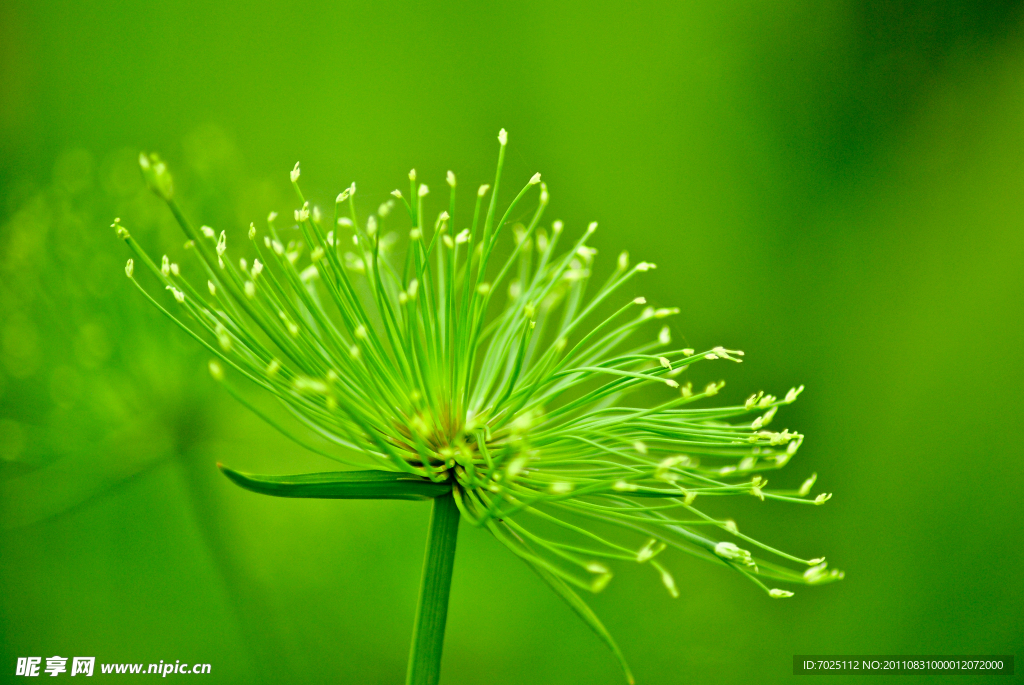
[406,490,460,685]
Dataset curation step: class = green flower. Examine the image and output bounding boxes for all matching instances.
[118,130,842,684]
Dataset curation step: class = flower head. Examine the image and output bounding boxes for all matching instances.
[124,137,841,681]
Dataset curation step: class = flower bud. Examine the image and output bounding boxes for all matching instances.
[139,152,173,200]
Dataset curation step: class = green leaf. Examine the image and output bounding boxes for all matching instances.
[218,464,451,501]
[527,559,635,685]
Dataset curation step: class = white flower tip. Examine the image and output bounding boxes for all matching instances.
[139,153,174,199]
[418,184,429,197]
[498,128,508,145]
[633,296,647,305]
[166,286,185,304]
[661,569,679,598]
[711,346,744,363]
[586,221,598,234]
[591,573,613,593]
[439,211,450,221]
[712,540,753,561]
[798,473,818,497]
[659,357,672,370]
[665,379,679,388]
[769,589,795,598]
[803,562,829,582]
[505,455,527,478]
[208,360,224,381]
[814,492,832,505]
[408,168,416,181]
[124,259,134,278]
[446,170,456,187]
[477,184,490,197]
[207,280,216,296]
[636,261,656,272]
[391,189,403,199]
[655,456,688,484]
[636,538,664,564]
[290,162,301,183]
[529,172,541,185]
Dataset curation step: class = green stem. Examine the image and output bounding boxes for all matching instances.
[406,490,461,685]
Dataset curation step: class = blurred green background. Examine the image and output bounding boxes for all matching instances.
[2,1,1022,682]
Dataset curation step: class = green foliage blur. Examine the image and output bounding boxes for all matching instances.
[2,1,1022,682]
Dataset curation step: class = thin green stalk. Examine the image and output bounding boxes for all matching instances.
[406,490,461,685]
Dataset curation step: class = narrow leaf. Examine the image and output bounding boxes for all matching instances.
[526,559,635,684]
[218,464,450,500]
